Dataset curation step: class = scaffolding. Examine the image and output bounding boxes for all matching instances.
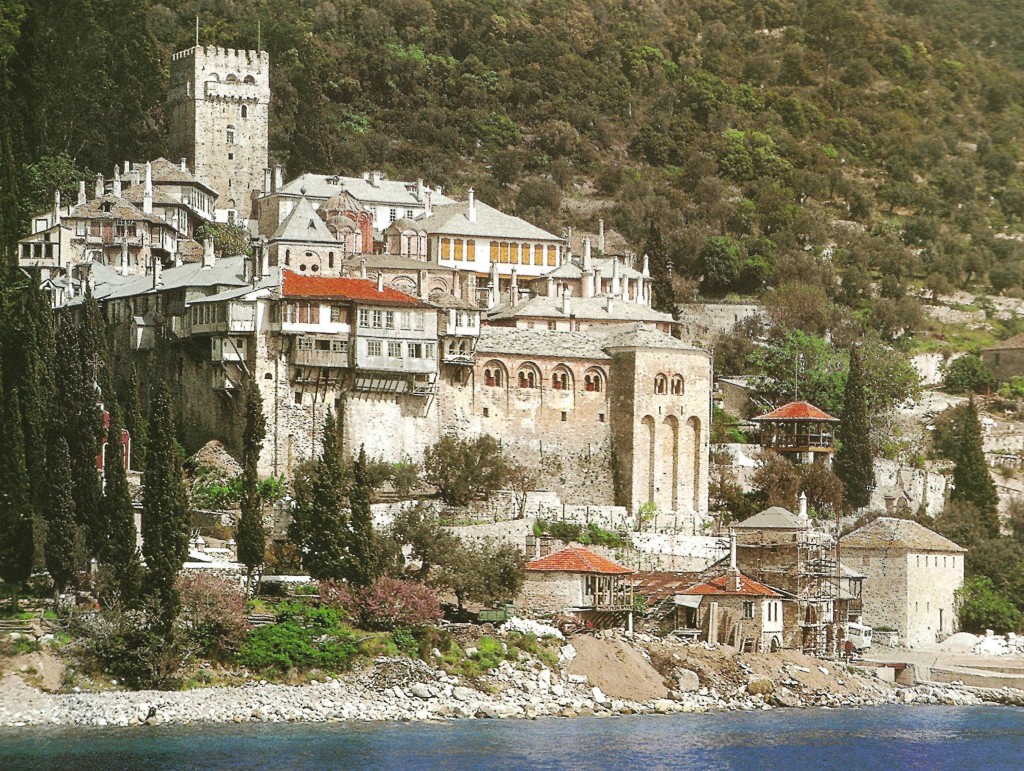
[736,528,838,658]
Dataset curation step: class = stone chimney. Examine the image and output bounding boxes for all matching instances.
[95,173,105,199]
[112,167,122,197]
[274,164,283,191]
[468,188,477,224]
[561,288,571,317]
[418,270,428,301]
[611,258,621,296]
[593,267,603,296]
[546,275,556,298]
[180,158,188,173]
[726,531,741,592]
[416,178,425,201]
[376,272,384,293]
[598,219,606,254]
[371,170,382,187]
[202,237,215,269]
[359,257,367,279]
[152,253,162,288]
[605,294,614,315]
[143,162,153,215]
[263,168,272,195]
[260,238,270,278]
[53,190,61,224]
[583,237,592,269]
[78,180,87,206]
[510,267,518,306]
[120,241,130,277]
[424,190,433,218]
[642,253,650,277]
[582,267,595,299]
[798,491,808,520]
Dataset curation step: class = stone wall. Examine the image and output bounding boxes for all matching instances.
[841,547,911,646]
[518,572,582,613]
[903,551,963,647]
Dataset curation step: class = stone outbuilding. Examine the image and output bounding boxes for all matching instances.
[981,333,1024,384]
[840,517,966,648]
[678,568,784,652]
[519,546,633,615]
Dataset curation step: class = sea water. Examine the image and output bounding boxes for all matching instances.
[2,705,1024,770]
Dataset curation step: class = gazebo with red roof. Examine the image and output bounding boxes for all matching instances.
[521,546,635,617]
[751,400,838,465]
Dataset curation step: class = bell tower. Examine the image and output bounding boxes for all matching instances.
[168,45,269,221]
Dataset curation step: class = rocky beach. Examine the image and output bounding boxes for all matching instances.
[3,630,1018,729]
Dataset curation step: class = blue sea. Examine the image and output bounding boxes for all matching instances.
[2,705,1024,770]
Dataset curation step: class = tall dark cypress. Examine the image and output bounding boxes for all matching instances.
[121,364,146,471]
[834,345,873,509]
[103,406,141,604]
[952,398,1000,537]
[142,380,189,629]
[346,445,379,588]
[45,436,76,596]
[20,285,56,516]
[236,379,267,593]
[0,387,34,604]
[299,411,348,581]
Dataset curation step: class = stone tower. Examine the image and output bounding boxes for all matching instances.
[168,45,269,221]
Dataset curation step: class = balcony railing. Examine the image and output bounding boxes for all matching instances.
[293,348,350,368]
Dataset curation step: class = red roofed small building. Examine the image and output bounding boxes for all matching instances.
[752,400,838,465]
[678,563,785,652]
[519,546,634,616]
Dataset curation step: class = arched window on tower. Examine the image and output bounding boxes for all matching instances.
[551,367,572,391]
[584,368,605,393]
[244,75,256,84]
[226,125,235,145]
[518,365,538,389]
[654,374,668,394]
[671,375,684,395]
[241,105,248,119]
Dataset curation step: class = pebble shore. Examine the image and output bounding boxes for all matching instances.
[0,652,1007,729]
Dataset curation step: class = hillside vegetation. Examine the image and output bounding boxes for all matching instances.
[4,0,1024,327]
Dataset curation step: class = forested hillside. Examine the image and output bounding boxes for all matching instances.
[4,0,1024,318]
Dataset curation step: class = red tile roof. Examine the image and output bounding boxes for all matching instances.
[526,546,633,575]
[680,573,781,597]
[631,571,702,601]
[281,270,426,305]
[752,401,838,422]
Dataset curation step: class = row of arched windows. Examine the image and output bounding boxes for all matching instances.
[654,373,685,396]
[482,361,605,393]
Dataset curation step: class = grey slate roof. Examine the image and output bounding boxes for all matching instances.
[189,269,280,303]
[341,254,441,272]
[733,506,809,530]
[598,323,706,353]
[102,256,248,300]
[418,200,561,241]
[277,173,454,207]
[271,197,338,243]
[428,293,481,311]
[147,157,218,193]
[476,327,612,360]
[488,296,673,324]
[841,517,966,553]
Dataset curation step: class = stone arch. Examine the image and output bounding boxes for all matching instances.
[517,362,541,389]
[654,374,667,394]
[226,73,239,83]
[391,275,417,294]
[687,416,702,511]
[243,75,256,84]
[429,278,450,295]
[550,364,573,392]
[583,366,605,393]
[641,415,657,505]
[206,72,220,82]
[482,360,507,388]
[671,375,684,396]
[663,415,680,511]
[769,635,781,652]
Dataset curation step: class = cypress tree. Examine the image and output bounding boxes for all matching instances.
[346,445,380,588]
[300,411,348,581]
[20,285,56,516]
[0,387,34,605]
[142,380,189,629]
[236,379,267,593]
[121,364,145,471]
[103,406,141,604]
[951,398,1000,537]
[834,345,873,509]
[45,436,77,597]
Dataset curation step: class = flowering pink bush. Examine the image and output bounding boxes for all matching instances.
[321,577,441,630]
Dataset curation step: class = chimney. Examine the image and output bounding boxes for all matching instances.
[598,219,606,254]
[582,267,595,299]
[418,270,428,301]
[561,288,571,317]
[120,241,130,276]
[510,267,518,306]
[726,532,741,592]
[376,272,384,292]
[371,171,381,187]
[274,163,283,191]
[66,265,75,298]
[416,178,424,201]
[642,253,650,277]
[583,237,592,268]
[260,237,270,278]
[546,275,556,298]
[424,190,433,218]
[263,168,272,195]
[112,167,121,197]
[180,158,188,173]
[53,190,61,224]
[95,173,105,199]
[436,186,443,198]
[202,237,215,269]
[143,162,153,215]
[359,257,367,279]
[798,491,808,521]
[487,282,497,310]
[611,258,621,296]
[124,160,130,177]
[605,295,614,315]
[593,267,603,295]
[152,253,162,288]
[468,188,477,223]
[78,180,87,206]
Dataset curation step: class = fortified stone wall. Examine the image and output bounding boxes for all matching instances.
[903,551,963,646]
[842,548,910,644]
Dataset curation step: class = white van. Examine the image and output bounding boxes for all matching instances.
[847,622,872,650]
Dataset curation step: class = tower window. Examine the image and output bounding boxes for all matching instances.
[226,126,235,145]
[241,105,248,119]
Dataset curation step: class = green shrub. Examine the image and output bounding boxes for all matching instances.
[957,576,1021,634]
[238,621,358,674]
[391,627,419,656]
[943,354,996,395]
